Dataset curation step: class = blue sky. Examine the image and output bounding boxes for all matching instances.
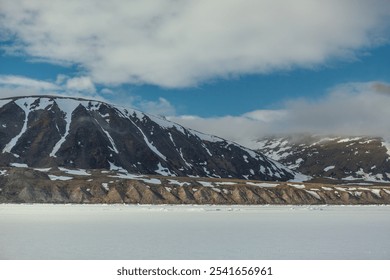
[1,1,390,146]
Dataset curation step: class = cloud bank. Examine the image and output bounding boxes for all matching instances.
[170,82,390,147]
[1,0,389,88]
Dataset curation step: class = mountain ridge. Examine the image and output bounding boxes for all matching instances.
[255,134,390,183]
[0,95,303,181]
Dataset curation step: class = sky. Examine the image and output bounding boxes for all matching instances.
[1,0,390,147]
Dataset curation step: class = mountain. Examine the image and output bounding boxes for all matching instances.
[0,96,302,181]
[255,134,390,183]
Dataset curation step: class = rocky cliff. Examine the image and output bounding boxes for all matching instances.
[1,167,389,204]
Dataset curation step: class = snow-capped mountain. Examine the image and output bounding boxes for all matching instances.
[255,134,390,183]
[0,96,302,181]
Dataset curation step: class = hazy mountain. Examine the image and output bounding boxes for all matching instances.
[255,134,390,183]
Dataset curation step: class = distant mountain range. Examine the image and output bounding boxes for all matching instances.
[0,96,302,181]
[255,134,390,183]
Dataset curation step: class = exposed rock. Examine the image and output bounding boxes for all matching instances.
[0,167,389,205]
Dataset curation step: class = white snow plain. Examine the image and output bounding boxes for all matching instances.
[0,204,389,260]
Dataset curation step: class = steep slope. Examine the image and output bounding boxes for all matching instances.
[255,134,390,183]
[0,96,301,181]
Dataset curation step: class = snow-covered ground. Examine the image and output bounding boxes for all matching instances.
[0,204,389,260]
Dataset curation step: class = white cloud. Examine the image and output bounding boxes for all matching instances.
[170,81,390,148]
[65,76,96,93]
[242,110,287,122]
[0,74,97,99]
[100,88,114,95]
[137,97,176,116]
[0,75,59,90]
[168,114,270,148]
[1,0,389,88]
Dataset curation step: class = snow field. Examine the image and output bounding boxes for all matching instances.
[1,204,389,260]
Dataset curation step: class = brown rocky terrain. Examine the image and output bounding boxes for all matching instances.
[1,167,389,204]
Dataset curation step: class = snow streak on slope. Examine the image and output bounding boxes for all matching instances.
[128,118,167,161]
[382,141,390,158]
[2,98,35,156]
[100,126,119,154]
[49,99,81,157]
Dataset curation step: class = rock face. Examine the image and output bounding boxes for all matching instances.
[0,96,300,181]
[255,134,390,183]
[1,167,389,204]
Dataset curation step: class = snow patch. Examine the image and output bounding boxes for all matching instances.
[48,175,73,181]
[33,168,51,172]
[289,173,311,182]
[110,171,161,185]
[59,167,91,176]
[371,189,382,197]
[155,162,175,176]
[289,184,305,189]
[305,190,321,200]
[324,166,335,172]
[337,137,361,143]
[10,163,28,168]
[111,173,144,180]
[216,182,237,186]
[168,180,190,187]
[142,178,162,185]
[102,183,109,191]
[198,181,213,187]
[246,182,278,188]
[109,162,127,173]
[382,141,390,157]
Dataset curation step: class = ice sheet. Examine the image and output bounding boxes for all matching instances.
[0,204,389,260]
